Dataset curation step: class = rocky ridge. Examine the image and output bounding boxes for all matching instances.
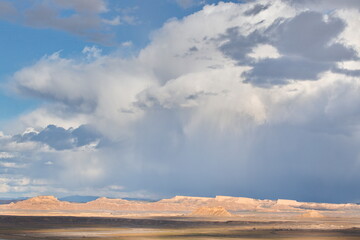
[0,195,359,214]
[190,206,232,217]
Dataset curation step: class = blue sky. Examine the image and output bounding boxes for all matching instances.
[1,0,360,203]
[0,0,231,121]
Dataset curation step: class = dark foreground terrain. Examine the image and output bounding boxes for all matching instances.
[1,215,360,239]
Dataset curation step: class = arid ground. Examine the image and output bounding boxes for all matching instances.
[1,196,360,239]
[1,215,360,239]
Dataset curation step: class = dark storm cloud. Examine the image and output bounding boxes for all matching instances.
[244,3,270,16]
[13,125,101,150]
[4,0,360,202]
[218,27,266,64]
[218,11,357,86]
[332,67,360,77]
[285,0,360,10]
[110,105,360,203]
[16,83,98,114]
[273,11,356,62]
[242,57,330,86]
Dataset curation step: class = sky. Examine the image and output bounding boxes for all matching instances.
[0,0,360,203]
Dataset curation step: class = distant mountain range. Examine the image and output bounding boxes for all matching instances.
[0,195,157,204]
[1,195,360,214]
[0,198,26,205]
[59,195,99,203]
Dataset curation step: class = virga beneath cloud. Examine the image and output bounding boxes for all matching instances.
[1,0,360,202]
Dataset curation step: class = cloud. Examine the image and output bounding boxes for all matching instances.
[218,10,357,86]
[243,57,330,86]
[53,0,108,13]
[247,44,281,60]
[0,0,18,21]
[175,0,202,9]
[11,50,154,138]
[82,46,102,59]
[0,0,128,44]
[102,16,121,26]
[218,27,266,65]
[285,0,360,10]
[244,3,270,15]
[0,162,25,168]
[13,124,101,151]
[0,152,14,159]
[3,0,360,202]
[273,11,356,62]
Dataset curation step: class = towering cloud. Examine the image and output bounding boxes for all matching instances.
[2,0,360,202]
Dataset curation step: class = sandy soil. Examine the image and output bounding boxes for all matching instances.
[1,196,360,239]
[0,215,360,239]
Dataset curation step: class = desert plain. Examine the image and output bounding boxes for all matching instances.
[0,195,360,239]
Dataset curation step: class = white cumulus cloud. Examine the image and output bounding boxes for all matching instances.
[3,0,360,202]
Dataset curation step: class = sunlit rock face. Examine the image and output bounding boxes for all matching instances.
[190,206,232,217]
[1,195,360,215]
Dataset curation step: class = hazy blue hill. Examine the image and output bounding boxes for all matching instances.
[0,196,158,204]
[123,197,159,202]
[0,198,27,204]
[59,195,99,203]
